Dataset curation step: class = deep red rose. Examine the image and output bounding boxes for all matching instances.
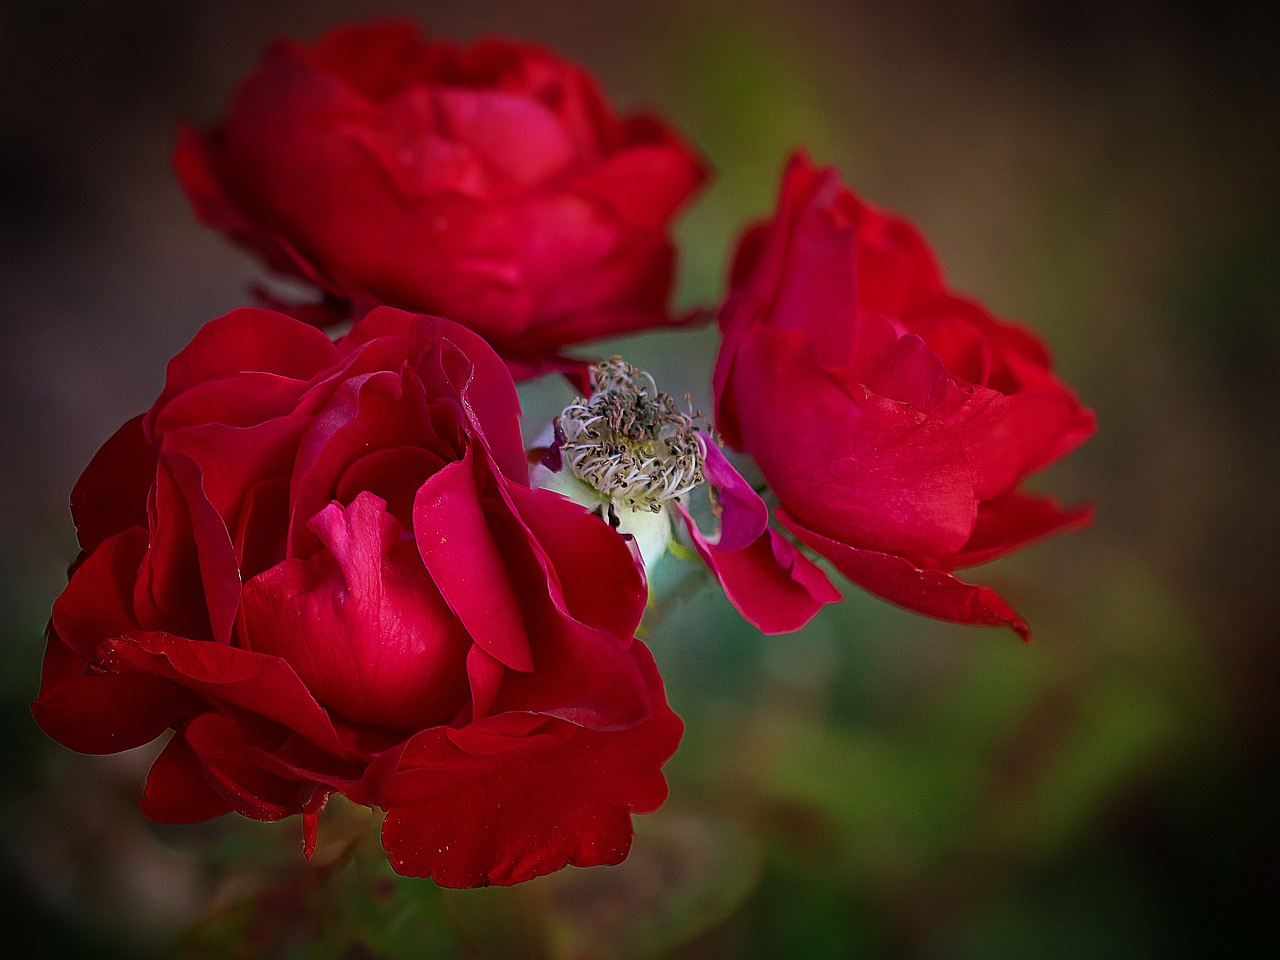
[714,152,1097,639]
[33,306,681,887]
[175,20,707,378]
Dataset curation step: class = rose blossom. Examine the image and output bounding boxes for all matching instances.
[175,19,707,378]
[529,358,840,634]
[714,152,1096,638]
[33,306,681,887]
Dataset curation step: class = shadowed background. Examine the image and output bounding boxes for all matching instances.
[1,0,1277,957]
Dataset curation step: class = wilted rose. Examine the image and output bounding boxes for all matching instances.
[715,151,1096,637]
[34,306,681,887]
[529,357,839,635]
[176,20,707,377]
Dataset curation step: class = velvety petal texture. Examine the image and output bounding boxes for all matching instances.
[382,643,680,887]
[34,304,681,886]
[175,19,707,375]
[714,151,1096,638]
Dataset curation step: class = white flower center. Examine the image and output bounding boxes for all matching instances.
[530,357,708,572]
[559,358,706,511]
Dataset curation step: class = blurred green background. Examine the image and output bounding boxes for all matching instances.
[1,1,1276,957]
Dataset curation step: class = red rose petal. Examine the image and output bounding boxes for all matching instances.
[381,643,680,887]
[32,627,189,755]
[140,732,234,824]
[339,309,529,483]
[243,493,470,731]
[863,333,969,420]
[70,414,156,553]
[950,491,1095,569]
[413,453,534,673]
[734,325,978,558]
[182,712,314,821]
[699,442,769,552]
[52,528,148,658]
[675,505,839,635]
[157,307,339,406]
[575,140,707,229]
[134,452,240,645]
[177,25,703,370]
[499,482,646,638]
[779,508,1029,640]
[93,632,344,754]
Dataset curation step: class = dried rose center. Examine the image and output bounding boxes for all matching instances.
[559,358,706,512]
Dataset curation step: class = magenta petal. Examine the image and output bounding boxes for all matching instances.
[700,442,768,551]
[778,508,1029,640]
[413,453,534,673]
[381,643,681,887]
[675,504,839,635]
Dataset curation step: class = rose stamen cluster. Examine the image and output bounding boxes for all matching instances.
[559,358,706,513]
[532,356,838,634]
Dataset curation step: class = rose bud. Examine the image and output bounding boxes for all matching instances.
[175,19,707,379]
[530,357,839,634]
[714,151,1097,639]
[33,306,681,887]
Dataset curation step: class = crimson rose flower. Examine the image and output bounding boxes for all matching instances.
[714,152,1096,638]
[176,20,707,378]
[33,306,681,887]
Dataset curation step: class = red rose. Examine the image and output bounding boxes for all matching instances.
[714,152,1096,638]
[33,306,681,887]
[175,20,707,377]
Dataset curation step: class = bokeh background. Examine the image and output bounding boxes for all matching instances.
[2,0,1277,956]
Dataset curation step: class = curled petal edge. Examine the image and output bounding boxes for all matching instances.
[778,508,1030,641]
